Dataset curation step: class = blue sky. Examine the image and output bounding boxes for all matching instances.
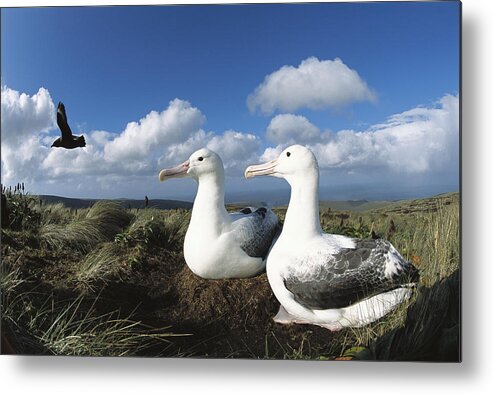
[1,2,460,202]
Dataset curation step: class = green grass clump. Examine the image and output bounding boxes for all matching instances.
[35,297,177,357]
[39,203,74,226]
[2,192,42,231]
[1,256,183,356]
[39,201,133,253]
[76,242,123,291]
[115,208,190,252]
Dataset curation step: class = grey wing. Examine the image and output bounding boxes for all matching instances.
[231,207,280,259]
[284,239,419,310]
[57,102,74,140]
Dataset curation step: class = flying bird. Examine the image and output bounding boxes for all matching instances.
[159,148,279,279]
[51,102,86,149]
[245,145,419,330]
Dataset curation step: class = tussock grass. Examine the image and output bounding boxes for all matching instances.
[116,208,190,251]
[36,297,178,357]
[76,208,190,291]
[39,203,74,226]
[39,201,133,253]
[2,192,42,231]
[3,292,180,356]
[77,242,123,291]
[1,259,183,356]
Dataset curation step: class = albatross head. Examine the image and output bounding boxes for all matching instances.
[159,148,224,182]
[244,144,319,183]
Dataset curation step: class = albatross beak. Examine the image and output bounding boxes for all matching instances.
[244,158,279,179]
[159,160,190,182]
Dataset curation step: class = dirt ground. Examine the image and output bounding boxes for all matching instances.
[2,238,343,359]
[90,249,341,359]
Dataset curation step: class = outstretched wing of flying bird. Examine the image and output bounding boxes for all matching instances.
[56,102,74,141]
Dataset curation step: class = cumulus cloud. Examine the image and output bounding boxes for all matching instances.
[1,86,56,142]
[266,114,322,144]
[207,130,260,174]
[1,85,458,200]
[1,86,56,182]
[104,99,206,163]
[261,94,459,180]
[1,86,261,194]
[156,129,260,176]
[247,57,376,114]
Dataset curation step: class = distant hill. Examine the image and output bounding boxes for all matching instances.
[38,195,193,210]
[37,191,459,213]
[271,191,459,213]
[369,191,459,215]
[318,200,394,212]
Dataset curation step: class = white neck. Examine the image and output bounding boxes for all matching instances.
[189,171,230,236]
[281,170,322,241]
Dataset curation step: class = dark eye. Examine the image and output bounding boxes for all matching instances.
[286,152,291,157]
[198,157,204,161]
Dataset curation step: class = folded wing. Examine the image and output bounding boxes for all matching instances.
[284,239,419,310]
[231,207,280,259]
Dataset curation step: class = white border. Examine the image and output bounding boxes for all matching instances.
[2,0,492,393]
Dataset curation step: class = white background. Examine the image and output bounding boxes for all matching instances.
[0,0,490,393]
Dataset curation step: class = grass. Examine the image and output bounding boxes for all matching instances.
[34,297,178,357]
[1,189,460,360]
[39,201,133,253]
[3,290,180,356]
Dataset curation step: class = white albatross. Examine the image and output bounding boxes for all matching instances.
[159,148,279,279]
[245,145,419,330]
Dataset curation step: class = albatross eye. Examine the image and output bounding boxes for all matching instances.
[286,152,291,157]
[198,157,204,161]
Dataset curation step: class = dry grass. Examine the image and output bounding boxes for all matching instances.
[39,201,133,253]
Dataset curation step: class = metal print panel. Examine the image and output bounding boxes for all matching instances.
[0,1,460,361]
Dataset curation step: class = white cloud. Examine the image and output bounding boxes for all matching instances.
[1,86,262,194]
[1,86,56,182]
[207,130,260,174]
[158,129,211,167]
[266,114,322,144]
[1,86,56,142]
[247,57,376,115]
[104,99,206,163]
[262,94,459,180]
[157,129,260,175]
[1,85,458,200]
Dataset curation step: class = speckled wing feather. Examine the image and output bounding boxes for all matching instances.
[284,239,419,310]
[231,207,280,259]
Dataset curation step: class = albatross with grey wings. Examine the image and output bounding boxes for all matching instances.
[245,144,419,330]
[159,148,279,279]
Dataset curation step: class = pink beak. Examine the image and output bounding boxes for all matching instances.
[244,158,279,179]
[159,160,190,182]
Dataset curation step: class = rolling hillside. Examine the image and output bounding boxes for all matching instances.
[38,195,193,210]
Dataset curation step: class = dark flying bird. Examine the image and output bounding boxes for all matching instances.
[51,102,86,149]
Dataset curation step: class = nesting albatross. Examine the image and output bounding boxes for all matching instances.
[51,102,86,149]
[245,145,419,330]
[159,148,279,279]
